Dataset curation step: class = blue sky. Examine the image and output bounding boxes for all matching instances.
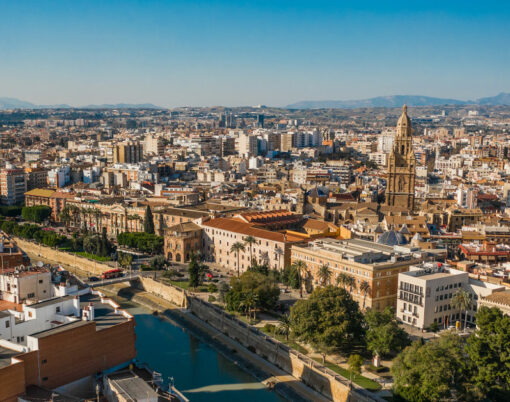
[1,0,509,107]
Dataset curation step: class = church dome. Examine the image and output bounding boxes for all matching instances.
[377,228,407,246]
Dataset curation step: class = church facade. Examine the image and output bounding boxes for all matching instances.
[385,105,416,210]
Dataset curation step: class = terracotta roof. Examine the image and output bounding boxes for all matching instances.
[303,218,338,232]
[166,222,202,233]
[202,217,301,243]
[483,290,510,307]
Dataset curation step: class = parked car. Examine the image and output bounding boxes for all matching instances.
[89,276,100,282]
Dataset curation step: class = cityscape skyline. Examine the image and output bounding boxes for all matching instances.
[1,0,510,107]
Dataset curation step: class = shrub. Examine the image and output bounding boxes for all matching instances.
[208,295,216,303]
[207,283,218,293]
[22,205,52,223]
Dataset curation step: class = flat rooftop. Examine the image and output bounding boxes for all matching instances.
[108,371,159,400]
[295,238,416,265]
[80,293,128,330]
[0,345,20,369]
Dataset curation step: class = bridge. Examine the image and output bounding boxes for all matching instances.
[87,272,141,287]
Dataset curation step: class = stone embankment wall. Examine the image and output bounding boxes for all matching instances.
[18,238,380,402]
[13,237,112,276]
[187,297,381,402]
[137,277,187,308]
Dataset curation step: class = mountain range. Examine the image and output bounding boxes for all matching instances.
[286,93,510,109]
[0,97,160,110]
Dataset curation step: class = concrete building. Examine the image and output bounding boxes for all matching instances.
[144,133,165,156]
[113,141,143,164]
[0,291,136,400]
[0,266,51,304]
[0,168,27,205]
[291,238,426,311]
[396,263,505,330]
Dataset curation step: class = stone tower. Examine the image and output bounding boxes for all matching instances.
[385,105,416,210]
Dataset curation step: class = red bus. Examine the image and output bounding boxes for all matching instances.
[101,269,123,279]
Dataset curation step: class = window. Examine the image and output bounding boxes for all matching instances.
[5,321,9,328]
[39,279,43,284]
[56,307,61,313]
[27,293,35,298]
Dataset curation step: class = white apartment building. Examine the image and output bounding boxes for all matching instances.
[397,263,505,330]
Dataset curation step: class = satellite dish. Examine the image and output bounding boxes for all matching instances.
[37,261,44,268]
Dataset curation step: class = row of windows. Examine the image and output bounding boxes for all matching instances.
[400,281,423,295]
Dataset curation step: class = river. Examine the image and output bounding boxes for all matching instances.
[129,305,285,402]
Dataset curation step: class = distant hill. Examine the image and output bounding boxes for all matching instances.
[0,97,38,109]
[286,93,510,109]
[0,97,161,110]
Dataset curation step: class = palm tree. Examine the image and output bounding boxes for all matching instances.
[346,275,356,293]
[292,260,308,298]
[244,235,257,266]
[336,272,350,289]
[277,314,291,341]
[240,291,258,320]
[230,242,245,277]
[318,264,332,286]
[360,281,371,310]
[452,289,472,330]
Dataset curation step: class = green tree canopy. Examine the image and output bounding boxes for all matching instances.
[226,271,280,314]
[466,306,510,399]
[392,334,471,402]
[365,307,410,358]
[289,286,365,353]
[22,205,52,223]
[188,252,208,289]
[143,205,155,234]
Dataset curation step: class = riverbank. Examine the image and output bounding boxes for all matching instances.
[98,284,328,402]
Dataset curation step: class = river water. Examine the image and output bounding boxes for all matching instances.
[129,305,285,402]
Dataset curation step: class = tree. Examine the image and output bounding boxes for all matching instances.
[289,286,365,353]
[392,334,471,402]
[318,264,332,286]
[117,251,133,268]
[230,242,245,277]
[225,271,280,313]
[360,281,371,310]
[244,235,257,265]
[149,255,167,270]
[188,252,207,289]
[282,265,301,289]
[335,272,349,289]
[277,314,291,341]
[452,289,472,330]
[365,307,410,358]
[22,205,52,223]
[348,354,363,382]
[292,260,308,298]
[218,282,230,304]
[143,205,155,234]
[240,291,258,320]
[466,306,510,399]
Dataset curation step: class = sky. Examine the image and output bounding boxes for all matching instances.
[1,0,509,107]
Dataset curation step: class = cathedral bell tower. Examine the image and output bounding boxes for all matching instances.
[385,105,416,210]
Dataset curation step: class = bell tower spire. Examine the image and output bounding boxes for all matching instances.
[385,105,416,210]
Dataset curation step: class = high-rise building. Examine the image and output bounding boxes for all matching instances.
[256,113,264,128]
[113,141,143,164]
[386,105,416,210]
[0,168,27,205]
[144,134,165,156]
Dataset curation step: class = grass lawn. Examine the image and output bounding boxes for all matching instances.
[312,358,381,392]
[259,326,309,355]
[74,251,111,262]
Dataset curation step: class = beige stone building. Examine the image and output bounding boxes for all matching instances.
[291,238,425,311]
[201,217,302,273]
